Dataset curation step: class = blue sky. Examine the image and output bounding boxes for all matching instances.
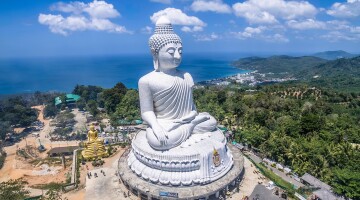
[0,0,359,58]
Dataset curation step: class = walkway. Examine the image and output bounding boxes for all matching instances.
[245,151,304,188]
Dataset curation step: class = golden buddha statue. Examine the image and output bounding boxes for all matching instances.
[82,124,108,160]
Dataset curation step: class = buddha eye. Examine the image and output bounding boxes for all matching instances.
[178,48,182,54]
[167,48,175,54]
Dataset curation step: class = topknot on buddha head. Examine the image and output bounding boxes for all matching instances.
[149,16,182,56]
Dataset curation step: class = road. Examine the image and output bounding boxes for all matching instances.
[33,107,86,147]
[245,151,304,188]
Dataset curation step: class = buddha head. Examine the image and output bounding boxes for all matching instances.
[90,124,95,131]
[149,16,182,71]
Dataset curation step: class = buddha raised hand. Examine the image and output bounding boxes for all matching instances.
[138,16,217,150]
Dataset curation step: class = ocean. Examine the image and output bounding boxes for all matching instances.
[0,53,247,95]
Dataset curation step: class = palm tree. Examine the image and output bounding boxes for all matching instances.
[286,142,304,167]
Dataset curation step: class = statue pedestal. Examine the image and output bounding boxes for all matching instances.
[128,129,233,186]
[82,140,108,160]
[118,143,244,200]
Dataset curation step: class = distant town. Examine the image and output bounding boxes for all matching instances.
[198,71,297,87]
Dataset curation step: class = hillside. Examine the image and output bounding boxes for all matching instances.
[312,50,358,60]
[299,56,360,92]
[232,54,360,92]
[232,55,327,74]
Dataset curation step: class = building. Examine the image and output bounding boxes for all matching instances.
[301,173,331,191]
[300,173,345,200]
[47,146,79,157]
[312,189,346,200]
[54,94,81,107]
[249,185,282,200]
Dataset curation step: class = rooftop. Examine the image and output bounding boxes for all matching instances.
[313,189,345,200]
[249,185,281,200]
[55,94,81,106]
[300,173,331,191]
[47,146,79,155]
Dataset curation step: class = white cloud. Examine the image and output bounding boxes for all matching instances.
[181,26,192,32]
[181,26,203,32]
[83,0,120,18]
[321,31,360,41]
[319,21,360,42]
[51,1,120,18]
[232,0,317,24]
[39,0,129,35]
[50,2,86,14]
[150,8,206,32]
[287,19,359,33]
[287,19,326,30]
[141,26,153,34]
[233,26,266,38]
[191,0,231,14]
[150,0,172,4]
[195,33,219,41]
[193,26,203,32]
[150,8,206,26]
[327,0,360,18]
[350,26,360,33]
[326,20,351,30]
[232,26,288,42]
[269,33,289,42]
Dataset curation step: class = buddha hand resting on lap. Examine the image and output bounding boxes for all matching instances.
[139,16,217,150]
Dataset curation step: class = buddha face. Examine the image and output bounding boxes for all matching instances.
[157,43,182,70]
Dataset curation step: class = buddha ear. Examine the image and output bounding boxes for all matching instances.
[153,55,160,71]
[151,48,160,71]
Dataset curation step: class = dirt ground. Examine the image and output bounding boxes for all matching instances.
[0,106,74,196]
[231,155,269,199]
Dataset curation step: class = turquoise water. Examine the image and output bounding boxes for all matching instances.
[0,53,246,94]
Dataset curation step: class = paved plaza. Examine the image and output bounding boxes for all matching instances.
[84,158,125,200]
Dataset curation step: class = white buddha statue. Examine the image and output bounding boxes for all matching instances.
[127,16,233,186]
[139,16,217,150]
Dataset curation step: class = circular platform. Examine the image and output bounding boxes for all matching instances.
[117,144,244,200]
[128,130,234,186]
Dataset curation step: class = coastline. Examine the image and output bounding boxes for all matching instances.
[0,55,248,96]
[0,70,248,99]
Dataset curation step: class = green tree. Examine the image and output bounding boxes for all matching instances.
[0,121,11,140]
[113,90,140,121]
[44,103,58,118]
[102,83,127,113]
[87,100,98,116]
[76,99,86,111]
[0,179,29,200]
[300,113,324,135]
[331,168,360,199]
[42,188,68,200]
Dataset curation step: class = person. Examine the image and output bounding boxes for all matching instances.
[138,16,217,150]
